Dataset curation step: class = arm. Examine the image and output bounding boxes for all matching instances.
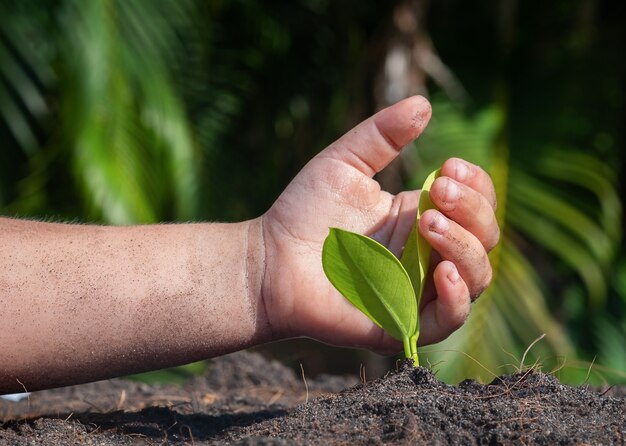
[1,96,499,393]
[0,218,267,392]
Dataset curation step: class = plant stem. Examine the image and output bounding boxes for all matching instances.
[410,334,419,367]
[403,336,412,360]
[403,335,420,367]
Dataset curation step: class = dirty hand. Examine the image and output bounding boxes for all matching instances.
[259,96,499,354]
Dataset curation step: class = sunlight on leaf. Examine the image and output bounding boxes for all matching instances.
[322,228,417,343]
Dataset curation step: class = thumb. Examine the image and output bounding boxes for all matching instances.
[324,95,432,178]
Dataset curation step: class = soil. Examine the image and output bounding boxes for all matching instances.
[1,350,625,445]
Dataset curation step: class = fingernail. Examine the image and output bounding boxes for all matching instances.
[447,264,460,284]
[455,160,470,182]
[428,211,449,235]
[444,178,460,203]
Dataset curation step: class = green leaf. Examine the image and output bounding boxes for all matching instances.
[322,169,440,365]
[416,169,440,296]
[322,228,417,342]
[401,168,440,337]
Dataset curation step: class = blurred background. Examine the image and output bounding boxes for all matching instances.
[1,0,624,385]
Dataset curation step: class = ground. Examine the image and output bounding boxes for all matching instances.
[1,351,625,445]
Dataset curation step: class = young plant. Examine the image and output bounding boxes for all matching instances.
[321,170,439,366]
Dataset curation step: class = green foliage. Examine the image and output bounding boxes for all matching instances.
[0,0,202,222]
[61,0,200,224]
[322,170,439,365]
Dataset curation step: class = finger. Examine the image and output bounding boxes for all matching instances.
[370,190,420,257]
[419,209,493,300]
[441,158,497,210]
[321,96,432,178]
[418,261,471,345]
[430,176,500,251]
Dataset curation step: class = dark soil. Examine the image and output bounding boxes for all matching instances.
[1,351,625,445]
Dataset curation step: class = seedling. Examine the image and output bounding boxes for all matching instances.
[322,169,439,366]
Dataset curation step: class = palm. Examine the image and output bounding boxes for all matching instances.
[263,154,412,351]
[260,97,438,352]
[260,96,497,354]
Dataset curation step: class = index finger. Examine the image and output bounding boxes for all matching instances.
[440,158,497,211]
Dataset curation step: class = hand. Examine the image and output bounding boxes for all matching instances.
[259,96,499,354]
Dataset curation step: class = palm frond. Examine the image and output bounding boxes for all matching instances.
[0,8,52,156]
[59,0,200,224]
[509,169,614,269]
[534,151,622,248]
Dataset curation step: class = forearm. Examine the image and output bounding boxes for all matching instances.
[0,217,268,393]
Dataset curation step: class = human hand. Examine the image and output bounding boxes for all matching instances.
[259,96,499,354]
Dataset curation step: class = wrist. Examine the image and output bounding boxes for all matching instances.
[244,216,275,344]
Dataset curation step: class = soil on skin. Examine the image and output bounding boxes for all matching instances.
[1,351,625,445]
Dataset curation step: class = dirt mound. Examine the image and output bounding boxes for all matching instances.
[1,351,624,444]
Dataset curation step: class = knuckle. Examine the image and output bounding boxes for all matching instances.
[446,317,464,333]
[474,189,485,216]
[444,293,471,332]
[485,223,501,252]
[471,259,493,301]
[492,225,501,249]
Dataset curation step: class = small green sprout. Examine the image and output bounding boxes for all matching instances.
[322,169,439,366]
